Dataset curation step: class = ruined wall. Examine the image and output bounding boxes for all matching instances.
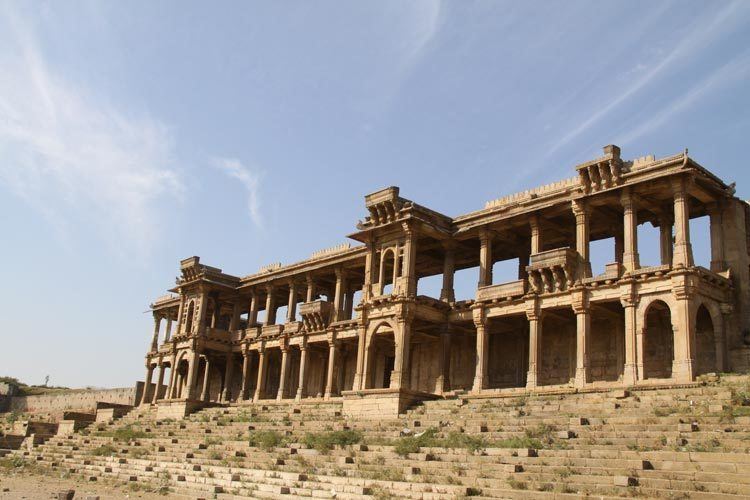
[488,330,528,388]
[449,334,476,391]
[408,339,440,393]
[589,316,625,382]
[8,386,139,414]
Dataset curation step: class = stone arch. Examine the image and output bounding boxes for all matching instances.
[364,320,397,389]
[694,302,720,376]
[380,248,397,295]
[641,299,674,379]
[185,300,195,334]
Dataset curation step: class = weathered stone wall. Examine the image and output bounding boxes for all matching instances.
[7,386,139,414]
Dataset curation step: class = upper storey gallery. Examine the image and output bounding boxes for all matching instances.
[149,145,748,348]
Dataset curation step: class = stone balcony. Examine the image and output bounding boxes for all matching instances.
[526,247,578,293]
[260,324,284,338]
[299,300,333,332]
[476,279,527,303]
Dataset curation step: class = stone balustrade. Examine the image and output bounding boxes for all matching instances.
[299,300,333,332]
[476,279,527,302]
[260,324,284,338]
[526,247,578,293]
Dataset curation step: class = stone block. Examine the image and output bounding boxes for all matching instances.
[57,490,75,500]
[516,448,537,457]
[556,430,575,439]
[613,475,638,487]
[677,422,698,432]
[338,456,354,464]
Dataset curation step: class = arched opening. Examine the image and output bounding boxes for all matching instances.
[380,249,396,295]
[643,300,674,379]
[366,324,396,389]
[540,308,576,386]
[185,301,195,334]
[695,304,717,376]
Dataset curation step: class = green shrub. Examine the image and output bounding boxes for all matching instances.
[90,444,117,456]
[302,430,363,452]
[95,425,148,441]
[248,430,286,450]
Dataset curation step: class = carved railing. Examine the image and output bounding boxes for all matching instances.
[526,248,577,293]
[476,279,527,302]
[261,324,284,338]
[299,300,333,332]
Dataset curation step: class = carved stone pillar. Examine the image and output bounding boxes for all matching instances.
[472,308,488,393]
[391,313,412,390]
[296,341,308,401]
[264,285,276,326]
[248,291,259,326]
[305,274,316,303]
[401,223,418,296]
[140,364,154,405]
[200,357,211,402]
[525,299,542,389]
[707,202,727,272]
[440,241,456,302]
[152,363,165,404]
[621,187,640,273]
[572,199,591,280]
[221,353,234,402]
[287,281,298,323]
[253,346,267,401]
[240,350,251,400]
[197,292,209,335]
[718,304,732,373]
[277,345,289,400]
[478,228,493,287]
[530,215,542,255]
[436,326,451,394]
[175,295,186,336]
[362,240,375,301]
[185,351,200,400]
[672,177,694,268]
[324,334,338,399]
[352,325,366,391]
[572,289,590,388]
[672,274,696,381]
[344,287,355,320]
[164,318,173,342]
[150,315,161,352]
[333,268,347,322]
[166,353,177,399]
[659,213,674,266]
[620,283,639,385]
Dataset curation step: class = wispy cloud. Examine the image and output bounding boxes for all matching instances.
[616,50,750,146]
[0,6,182,258]
[211,157,263,228]
[545,1,748,155]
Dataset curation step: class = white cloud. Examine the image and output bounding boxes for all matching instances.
[211,157,263,228]
[0,6,183,258]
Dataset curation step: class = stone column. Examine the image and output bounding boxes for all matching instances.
[163,318,172,343]
[211,298,221,329]
[672,280,696,381]
[248,291,259,326]
[344,287,355,320]
[440,241,456,302]
[200,357,211,402]
[175,295,186,336]
[620,284,639,385]
[572,290,590,388]
[621,188,640,273]
[525,300,542,389]
[530,215,542,255]
[286,281,298,323]
[240,351,251,400]
[478,228,493,287]
[152,363,166,404]
[228,303,241,333]
[391,313,412,390]
[659,213,674,266]
[518,253,530,281]
[333,268,346,322]
[296,341,308,401]
[572,199,591,279]
[253,346,267,401]
[185,351,200,400]
[362,240,375,301]
[352,325,366,391]
[305,274,316,302]
[264,285,276,326]
[140,364,154,405]
[472,308,488,393]
[402,223,418,296]
[717,304,732,373]
[166,353,177,399]
[324,334,338,399]
[221,353,234,402]
[277,346,289,400]
[707,202,727,272]
[150,315,161,352]
[672,177,694,268]
[197,292,209,335]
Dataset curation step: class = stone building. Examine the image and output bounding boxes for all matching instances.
[141,146,750,418]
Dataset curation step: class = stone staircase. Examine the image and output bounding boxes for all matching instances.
[3,374,750,498]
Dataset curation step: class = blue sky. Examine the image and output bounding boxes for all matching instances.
[1,1,749,388]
